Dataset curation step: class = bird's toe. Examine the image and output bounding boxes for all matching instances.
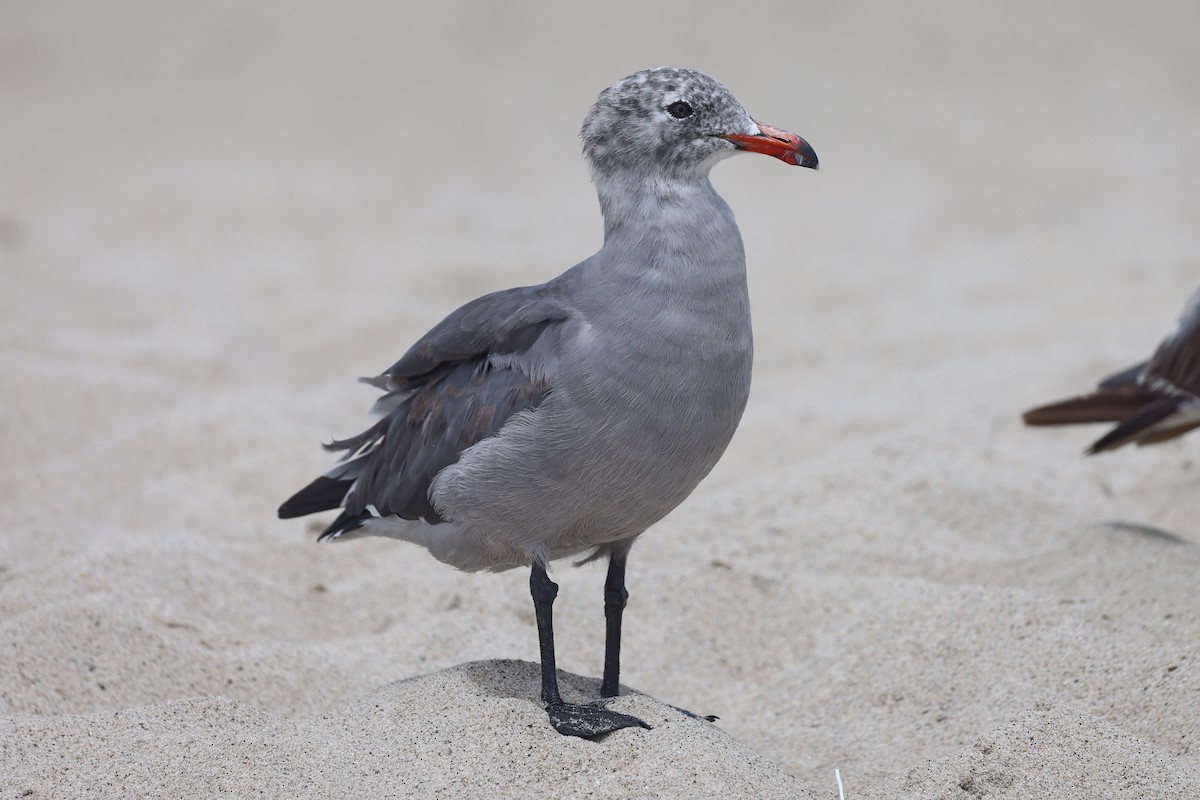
[668,703,719,722]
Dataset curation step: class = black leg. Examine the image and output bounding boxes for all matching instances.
[528,560,650,738]
[600,549,628,698]
[530,560,563,705]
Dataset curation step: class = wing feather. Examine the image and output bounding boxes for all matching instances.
[1022,288,1200,453]
[279,282,572,535]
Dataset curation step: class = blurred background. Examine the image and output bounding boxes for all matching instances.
[3,0,1199,789]
[4,0,1197,475]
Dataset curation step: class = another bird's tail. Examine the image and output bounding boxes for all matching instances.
[1023,392,1192,454]
[1084,398,1197,453]
[1021,392,1156,427]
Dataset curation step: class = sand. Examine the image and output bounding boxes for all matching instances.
[3,0,1200,797]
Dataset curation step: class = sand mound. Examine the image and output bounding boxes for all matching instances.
[0,660,815,800]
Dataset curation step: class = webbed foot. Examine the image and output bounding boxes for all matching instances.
[546,701,651,738]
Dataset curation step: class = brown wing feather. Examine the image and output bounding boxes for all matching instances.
[1086,397,1185,453]
[1022,391,1159,426]
[1133,419,1200,447]
[1023,290,1200,454]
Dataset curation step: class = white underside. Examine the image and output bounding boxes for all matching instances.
[338,514,528,573]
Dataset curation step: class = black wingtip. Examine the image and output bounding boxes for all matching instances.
[316,511,368,542]
[278,476,353,519]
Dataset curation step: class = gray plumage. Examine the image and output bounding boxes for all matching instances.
[280,67,817,572]
[1024,288,1200,452]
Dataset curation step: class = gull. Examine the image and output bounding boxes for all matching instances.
[279,67,817,737]
[1024,288,1200,453]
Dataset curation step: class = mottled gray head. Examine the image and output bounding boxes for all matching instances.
[581,67,817,180]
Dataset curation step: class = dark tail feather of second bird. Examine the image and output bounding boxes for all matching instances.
[1023,391,1198,454]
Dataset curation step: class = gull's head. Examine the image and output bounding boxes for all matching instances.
[580,67,818,181]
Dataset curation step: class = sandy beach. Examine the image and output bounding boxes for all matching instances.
[3,0,1200,797]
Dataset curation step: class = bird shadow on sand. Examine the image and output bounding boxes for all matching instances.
[457,659,623,704]
[456,660,717,728]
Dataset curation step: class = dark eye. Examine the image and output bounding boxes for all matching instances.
[666,100,694,119]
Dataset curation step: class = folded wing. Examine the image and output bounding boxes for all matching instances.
[279,283,573,537]
[1023,290,1200,453]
